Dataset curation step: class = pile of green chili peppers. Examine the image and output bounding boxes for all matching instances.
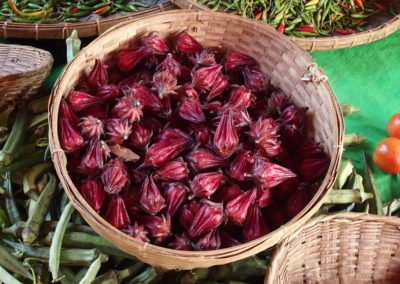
[198,0,396,37]
[0,0,150,23]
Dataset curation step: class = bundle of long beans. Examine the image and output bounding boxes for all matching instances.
[0,0,153,23]
[197,0,391,37]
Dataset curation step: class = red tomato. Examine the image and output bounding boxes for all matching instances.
[387,113,400,139]
[373,138,400,174]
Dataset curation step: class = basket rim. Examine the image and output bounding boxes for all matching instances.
[170,0,400,51]
[265,212,400,284]
[48,10,344,267]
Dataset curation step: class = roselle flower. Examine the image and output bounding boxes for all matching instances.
[298,157,330,182]
[257,188,273,208]
[263,204,286,230]
[101,158,130,194]
[281,124,304,150]
[190,49,216,67]
[142,32,169,55]
[221,231,241,247]
[194,125,211,146]
[138,214,171,244]
[80,178,105,212]
[207,75,228,101]
[214,108,239,158]
[117,46,150,72]
[273,177,300,202]
[122,222,150,242]
[213,108,252,130]
[270,90,290,114]
[189,171,225,199]
[145,139,191,167]
[202,100,222,114]
[229,86,253,110]
[285,184,309,218]
[164,182,188,215]
[224,51,256,72]
[67,91,103,112]
[59,118,84,153]
[138,175,165,215]
[252,157,296,189]
[60,98,80,127]
[188,200,224,239]
[243,205,268,242]
[179,201,201,231]
[213,184,242,203]
[87,59,108,90]
[96,84,120,101]
[154,158,189,181]
[186,148,226,172]
[279,105,308,127]
[229,151,254,181]
[242,67,269,93]
[225,188,257,225]
[175,32,203,53]
[78,116,104,140]
[249,117,281,157]
[299,140,324,159]
[78,104,108,121]
[192,64,222,92]
[117,70,153,90]
[169,234,191,250]
[79,140,110,176]
[134,86,162,113]
[106,118,132,145]
[193,229,221,251]
[157,54,181,77]
[158,127,193,144]
[111,94,143,123]
[104,195,130,229]
[129,122,153,149]
[177,83,200,100]
[152,69,177,99]
[178,98,206,123]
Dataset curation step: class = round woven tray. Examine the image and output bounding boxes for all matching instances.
[171,0,400,51]
[0,1,176,40]
[48,10,344,270]
[265,213,400,283]
[0,44,53,106]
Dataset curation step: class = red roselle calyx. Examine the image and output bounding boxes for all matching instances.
[122,222,150,242]
[152,69,177,98]
[79,116,104,140]
[106,118,132,145]
[192,64,222,92]
[178,98,206,123]
[60,99,80,127]
[270,90,290,114]
[299,140,324,160]
[186,147,226,172]
[101,158,130,195]
[252,158,296,189]
[229,86,253,110]
[298,157,330,182]
[154,158,189,181]
[242,67,269,93]
[79,140,110,176]
[87,59,108,90]
[164,182,188,215]
[178,83,200,100]
[229,151,254,181]
[139,214,171,244]
[179,201,201,231]
[221,231,241,247]
[132,85,162,112]
[139,175,166,215]
[207,75,228,102]
[67,91,103,112]
[78,104,108,121]
[117,46,150,72]
[190,49,217,67]
[96,84,120,101]
[188,200,224,239]
[257,188,273,208]
[80,178,105,212]
[193,229,221,251]
[111,94,143,123]
[145,138,191,167]
[213,184,242,203]
[225,188,257,225]
[194,125,211,146]
[157,54,181,77]
[214,108,239,158]
[59,118,84,153]
[142,32,169,55]
[189,171,225,199]
[243,204,268,242]
[104,195,130,229]
[175,32,203,54]
[279,105,308,127]
[249,117,281,157]
[285,184,309,218]
[224,51,256,72]
[169,234,191,250]
[130,122,153,148]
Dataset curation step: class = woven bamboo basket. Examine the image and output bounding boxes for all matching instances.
[171,0,400,51]
[0,1,176,40]
[48,10,344,270]
[265,213,400,283]
[0,44,53,106]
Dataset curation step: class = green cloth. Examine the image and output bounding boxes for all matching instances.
[311,30,400,203]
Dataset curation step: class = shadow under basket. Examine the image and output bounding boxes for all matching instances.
[265,213,400,284]
[49,10,343,270]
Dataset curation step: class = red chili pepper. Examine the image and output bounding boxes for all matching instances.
[295,25,315,33]
[277,24,285,33]
[354,19,363,26]
[67,7,78,14]
[354,0,364,9]
[254,11,263,20]
[93,5,109,14]
[338,1,346,8]
[335,28,355,35]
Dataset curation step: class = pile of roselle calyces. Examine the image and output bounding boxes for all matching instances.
[58,32,330,251]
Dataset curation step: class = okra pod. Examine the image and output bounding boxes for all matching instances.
[0,243,32,279]
[344,133,368,146]
[4,172,21,224]
[22,162,52,199]
[127,266,163,284]
[93,262,145,284]
[78,255,104,284]
[0,265,23,284]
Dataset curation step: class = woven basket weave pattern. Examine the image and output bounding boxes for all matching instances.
[49,11,343,270]
[266,213,400,284]
[0,44,53,105]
